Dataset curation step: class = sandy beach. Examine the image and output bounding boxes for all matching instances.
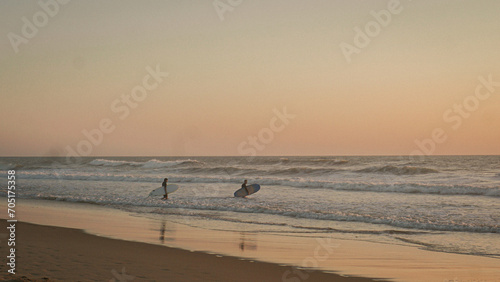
[0,220,374,282]
[0,198,498,281]
[2,0,500,280]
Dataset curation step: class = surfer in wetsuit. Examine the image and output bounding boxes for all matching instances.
[162,178,168,199]
[242,179,249,196]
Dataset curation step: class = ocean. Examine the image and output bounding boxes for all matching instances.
[1,155,499,259]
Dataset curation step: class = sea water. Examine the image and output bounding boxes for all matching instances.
[1,156,499,259]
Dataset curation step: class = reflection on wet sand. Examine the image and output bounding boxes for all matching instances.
[159,221,176,244]
[239,232,257,252]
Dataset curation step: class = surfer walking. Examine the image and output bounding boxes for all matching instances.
[242,179,249,196]
[162,178,169,199]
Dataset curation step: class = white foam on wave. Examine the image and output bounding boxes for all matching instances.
[8,192,499,234]
[88,158,204,168]
[18,170,500,197]
[357,165,439,175]
[85,159,439,177]
[89,159,139,166]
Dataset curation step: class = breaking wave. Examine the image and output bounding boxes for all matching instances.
[15,171,500,197]
[88,159,204,168]
[357,165,439,175]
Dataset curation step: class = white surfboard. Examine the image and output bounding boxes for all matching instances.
[149,184,179,196]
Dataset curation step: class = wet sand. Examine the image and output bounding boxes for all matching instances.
[0,220,373,281]
[1,199,499,281]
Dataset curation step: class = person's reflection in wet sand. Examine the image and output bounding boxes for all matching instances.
[239,232,257,252]
[159,221,175,244]
[239,237,245,251]
[159,221,166,243]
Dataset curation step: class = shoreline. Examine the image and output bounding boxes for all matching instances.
[1,198,499,281]
[0,220,373,282]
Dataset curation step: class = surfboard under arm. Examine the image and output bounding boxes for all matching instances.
[149,184,179,196]
[234,184,260,197]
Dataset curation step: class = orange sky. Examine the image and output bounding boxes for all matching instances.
[1,0,499,156]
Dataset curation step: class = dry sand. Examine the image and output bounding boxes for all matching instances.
[0,220,375,282]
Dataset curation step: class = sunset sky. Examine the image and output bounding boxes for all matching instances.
[1,0,499,156]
